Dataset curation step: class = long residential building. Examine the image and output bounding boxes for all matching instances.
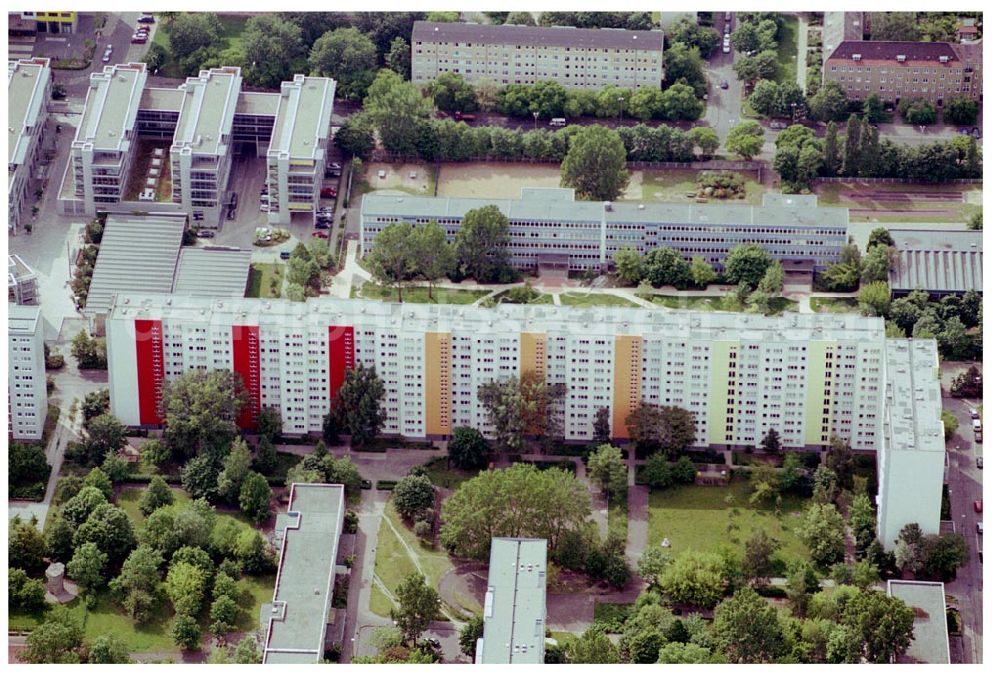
[476,538,547,664]
[411,21,664,90]
[8,57,51,234]
[361,188,849,273]
[824,40,983,104]
[8,303,47,441]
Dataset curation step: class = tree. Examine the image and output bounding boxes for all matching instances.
[366,221,414,302]
[613,246,644,285]
[749,79,781,117]
[660,82,704,121]
[337,364,386,446]
[82,388,110,423]
[9,442,50,492]
[663,42,708,97]
[477,373,565,451]
[61,486,107,528]
[447,426,490,470]
[82,467,113,500]
[410,221,455,298]
[162,369,246,459]
[560,125,629,201]
[309,28,377,100]
[182,451,224,500]
[922,533,970,581]
[459,614,484,659]
[393,474,435,520]
[216,438,252,505]
[858,281,892,318]
[234,528,275,574]
[334,113,376,160]
[725,121,765,160]
[657,641,720,663]
[74,502,136,565]
[714,587,787,662]
[637,546,669,585]
[849,493,877,555]
[140,439,171,469]
[967,206,983,230]
[427,71,479,113]
[625,403,697,458]
[391,572,441,644]
[688,127,719,160]
[643,247,692,288]
[172,614,203,650]
[743,529,778,586]
[866,227,894,251]
[167,13,223,62]
[209,594,240,637]
[239,15,304,88]
[85,632,131,663]
[587,444,628,500]
[734,50,778,85]
[239,473,272,524]
[760,427,783,457]
[101,452,132,483]
[689,256,716,288]
[455,205,512,283]
[67,542,108,592]
[45,514,76,564]
[840,589,914,663]
[110,545,164,623]
[566,625,620,663]
[9,517,46,574]
[950,365,983,398]
[254,438,278,475]
[724,243,772,287]
[823,122,841,175]
[440,464,591,560]
[809,82,848,123]
[592,406,611,444]
[82,413,127,467]
[797,503,846,566]
[21,608,84,663]
[385,37,411,78]
[658,550,727,608]
[903,98,936,125]
[165,561,209,618]
[666,15,721,58]
[364,69,433,155]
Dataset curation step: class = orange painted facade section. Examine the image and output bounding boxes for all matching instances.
[519,332,547,380]
[424,332,452,436]
[612,335,642,439]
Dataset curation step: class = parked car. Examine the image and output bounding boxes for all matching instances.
[130,34,147,44]
[977,456,984,468]
[315,220,333,228]
[972,127,980,138]
[138,14,156,23]
[977,521,983,534]
[321,186,338,199]
[725,12,732,21]
[135,25,150,34]
[102,45,113,63]
[549,118,567,128]
[720,80,729,89]
[974,500,983,513]
[259,203,269,213]
[312,231,328,239]
[972,417,982,431]
[970,407,980,419]
[226,206,236,220]
[975,431,983,443]
[725,22,731,33]
[453,111,477,122]
[722,42,731,54]
[279,251,291,260]
[197,230,215,238]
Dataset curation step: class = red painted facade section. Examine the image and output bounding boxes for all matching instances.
[135,319,165,425]
[232,325,261,430]
[328,326,355,406]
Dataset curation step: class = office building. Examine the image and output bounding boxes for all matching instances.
[19,11,77,33]
[824,40,983,104]
[8,254,40,305]
[169,67,242,225]
[8,304,47,440]
[265,75,336,225]
[411,21,664,90]
[8,57,51,234]
[361,188,849,273]
[888,229,982,297]
[476,538,547,664]
[262,483,345,664]
[69,62,148,215]
[885,581,950,664]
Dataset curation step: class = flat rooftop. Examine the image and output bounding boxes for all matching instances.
[262,483,344,664]
[172,246,251,298]
[268,75,335,161]
[886,580,950,664]
[884,339,943,453]
[235,91,279,117]
[75,63,147,152]
[8,57,50,167]
[139,87,183,112]
[413,20,664,51]
[479,538,547,664]
[8,302,41,335]
[172,67,242,157]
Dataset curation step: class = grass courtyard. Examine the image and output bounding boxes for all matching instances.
[649,294,797,316]
[354,281,490,305]
[775,14,800,85]
[640,169,766,205]
[560,292,639,308]
[810,297,859,314]
[247,263,284,298]
[421,456,476,491]
[646,479,811,569]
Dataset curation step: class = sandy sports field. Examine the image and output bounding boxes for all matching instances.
[437,162,643,200]
[361,162,434,196]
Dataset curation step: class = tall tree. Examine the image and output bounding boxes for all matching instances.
[725,122,765,160]
[366,221,415,302]
[385,37,411,79]
[410,221,455,298]
[566,625,620,663]
[308,28,378,100]
[839,589,915,663]
[364,69,433,155]
[841,114,862,177]
[337,365,386,447]
[216,438,252,505]
[455,205,512,283]
[109,545,164,623]
[823,122,840,175]
[858,123,880,177]
[625,403,697,458]
[587,444,628,500]
[743,529,779,586]
[560,125,629,201]
[713,587,787,662]
[658,550,727,608]
[477,373,565,451]
[592,406,612,444]
[391,573,441,644]
[447,426,490,470]
[88,633,131,664]
[162,369,247,459]
[239,473,272,524]
[21,608,84,663]
[724,243,772,287]
[240,15,305,88]
[73,503,136,565]
[392,474,435,520]
[797,503,846,566]
[613,245,644,285]
[67,542,108,592]
[459,615,484,659]
[426,72,479,113]
[167,13,223,62]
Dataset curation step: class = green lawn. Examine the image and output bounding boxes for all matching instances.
[810,297,859,314]
[646,479,811,569]
[650,295,796,315]
[355,281,489,305]
[493,290,555,305]
[247,263,284,298]
[775,14,800,85]
[421,456,476,491]
[560,292,639,308]
[640,169,765,205]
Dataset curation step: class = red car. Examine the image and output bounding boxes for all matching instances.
[311,231,329,239]
[974,500,983,513]
[320,186,337,199]
[130,34,148,44]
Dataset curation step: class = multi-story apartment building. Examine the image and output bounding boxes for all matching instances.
[361,189,849,273]
[411,21,664,90]
[8,304,47,441]
[824,40,983,105]
[169,67,242,224]
[69,62,147,214]
[8,57,51,234]
[265,75,336,225]
[8,254,39,305]
[19,11,77,33]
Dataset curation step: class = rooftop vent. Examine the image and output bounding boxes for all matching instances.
[638,204,645,210]
[852,53,862,61]
[939,55,950,63]
[896,54,907,62]
[604,201,612,212]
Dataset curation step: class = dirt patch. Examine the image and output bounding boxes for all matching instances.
[437,162,642,200]
[438,563,488,618]
[851,209,954,218]
[842,191,964,202]
[363,162,433,195]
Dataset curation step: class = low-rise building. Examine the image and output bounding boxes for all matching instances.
[476,538,547,664]
[8,254,39,305]
[8,303,46,441]
[412,21,664,90]
[885,580,951,664]
[888,229,982,297]
[20,11,77,33]
[8,57,51,234]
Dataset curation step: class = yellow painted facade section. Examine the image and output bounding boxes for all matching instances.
[519,332,547,381]
[612,336,642,439]
[707,341,738,445]
[34,12,76,22]
[804,341,836,445]
[424,332,452,436]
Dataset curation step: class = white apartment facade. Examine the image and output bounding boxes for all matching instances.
[8,57,51,234]
[8,304,47,440]
[411,21,664,90]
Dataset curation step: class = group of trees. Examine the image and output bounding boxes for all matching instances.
[477,372,567,451]
[893,523,970,581]
[819,227,896,297]
[885,289,983,361]
[70,329,107,370]
[286,238,333,301]
[869,11,980,43]
[491,81,705,123]
[950,365,982,398]
[9,442,50,500]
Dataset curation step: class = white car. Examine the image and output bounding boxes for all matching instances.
[722,43,731,54]
[259,203,269,213]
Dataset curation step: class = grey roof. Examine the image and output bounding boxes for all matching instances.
[413,20,664,51]
[139,87,183,112]
[889,229,983,293]
[362,189,849,231]
[263,483,344,664]
[75,63,147,152]
[828,41,961,65]
[172,247,250,298]
[884,339,943,454]
[84,214,186,317]
[172,67,242,157]
[8,302,41,335]
[268,75,336,160]
[236,91,280,117]
[886,581,950,664]
[478,538,547,664]
[8,58,50,166]
[822,12,864,63]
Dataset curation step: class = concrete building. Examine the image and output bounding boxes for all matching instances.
[824,40,983,104]
[69,62,148,215]
[361,188,849,274]
[411,21,664,90]
[19,11,77,33]
[8,57,51,234]
[8,303,47,440]
[876,340,945,545]
[476,538,547,664]
[169,67,242,225]
[265,75,336,225]
[262,483,345,664]
[888,229,982,297]
[885,580,950,664]
[8,254,39,305]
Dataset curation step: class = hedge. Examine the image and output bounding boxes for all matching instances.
[526,460,577,474]
[375,480,399,491]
